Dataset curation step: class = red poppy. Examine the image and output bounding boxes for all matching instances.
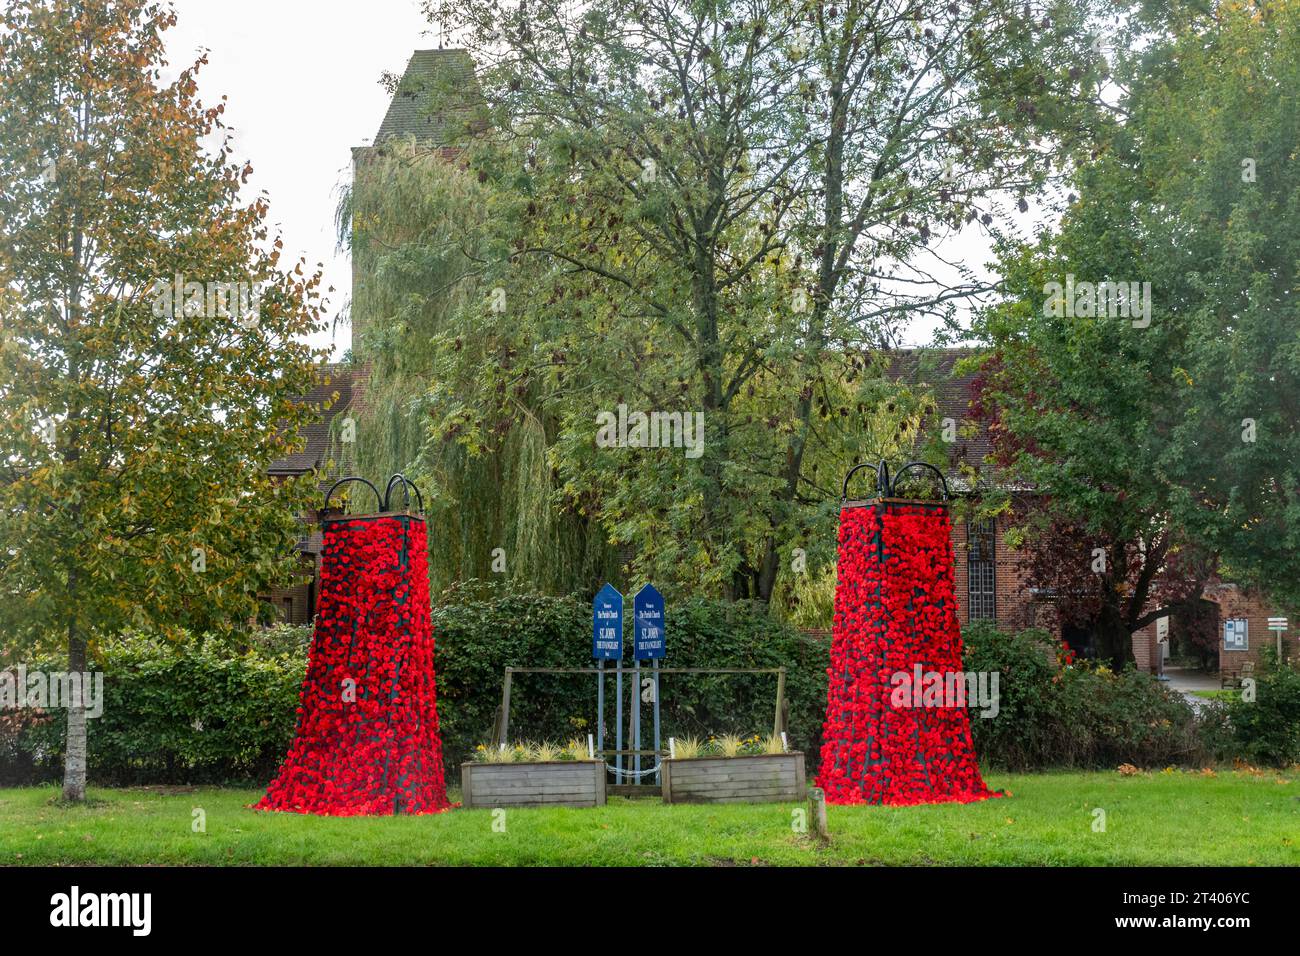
[818,500,1001,806]
[256,513,451,815]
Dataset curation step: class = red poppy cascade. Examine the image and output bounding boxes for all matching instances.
[257,476,451,815]
[818,461,1000,806]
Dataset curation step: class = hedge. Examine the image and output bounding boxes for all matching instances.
[2,597,829,786]
[430,592,829,778]
[961,622,1203,769]
[2,632,303,786]
[6,601,1296,787]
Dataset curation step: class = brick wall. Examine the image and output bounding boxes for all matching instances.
[1205,584,1295,674]
[262,581,313,626]
[1131,622,1158,674]
[948,512,1039,632]
[951,518,969,624]
[948,512,1192,675]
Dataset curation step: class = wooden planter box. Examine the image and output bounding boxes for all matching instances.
[661,752,806,804]
[460,760,606,809]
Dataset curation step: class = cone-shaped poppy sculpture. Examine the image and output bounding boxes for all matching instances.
[258,477,450,815]
[818,462,999,806]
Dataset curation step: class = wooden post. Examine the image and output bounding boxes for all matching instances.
[773,666,787,738]
[500,667,513,747]
[808,786,829,842]
[489,704,504,749]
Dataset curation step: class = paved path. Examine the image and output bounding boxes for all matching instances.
[1162,666,1222,712]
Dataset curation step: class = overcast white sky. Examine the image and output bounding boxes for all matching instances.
[164,0,439,358]
[163,0,1014,358]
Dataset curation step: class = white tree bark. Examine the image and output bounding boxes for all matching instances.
[63,615,88,802]
[62,697,87,801]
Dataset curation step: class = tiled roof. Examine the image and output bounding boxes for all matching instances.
[881,347,992,475]
[268,366,355,477]
[373,48,481,146]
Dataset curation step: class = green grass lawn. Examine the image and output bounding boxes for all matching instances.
[1191,690,1240,701]
[2,770,1297,866]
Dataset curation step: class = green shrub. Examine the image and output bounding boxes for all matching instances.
[959,622,1061,767]
[1220,660,1300,766]
[961,621,1200,769]
[16,603,1282,786]
[4,632,303,786]
[1194,700,1238,764]
[431,588,828,780]
[4,595,828,786]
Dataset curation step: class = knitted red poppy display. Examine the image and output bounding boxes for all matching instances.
[818,497,999,806]
[257,512,450,815]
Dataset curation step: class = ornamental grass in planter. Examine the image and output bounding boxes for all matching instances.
[661,734,806,804]
[461,739,605,809]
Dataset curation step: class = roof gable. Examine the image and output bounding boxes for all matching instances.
[373,48,481,146]
[268,366,354,477]
[881,348,992,475]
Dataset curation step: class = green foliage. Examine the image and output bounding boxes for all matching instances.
[348,0,1105,603]
[1220,664,1300,767]
[962,622,1202,770]
[970,1,1300,658]
[8,613,1294,786]
[6,596,826,785]
[430,588,828,778]
[0,0,326,649]
[339,144,621,596]
[0,0,327,798]
[960,621,1062,766]
[3,632,305,786]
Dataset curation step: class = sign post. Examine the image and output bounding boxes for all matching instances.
[634,584,666,784]
[633,657,640,780]
[616,661,622,783]
[592,585,623,782]
[652,657,660,783]
[1268,617,1288,661]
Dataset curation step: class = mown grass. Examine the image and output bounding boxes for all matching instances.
[1190,689,1241,700]
[1,769,1296,866]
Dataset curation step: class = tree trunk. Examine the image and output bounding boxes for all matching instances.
[61,92,91,804]
[1095,606,1134,672]
[62,587,87,802]
[63,694,87,802]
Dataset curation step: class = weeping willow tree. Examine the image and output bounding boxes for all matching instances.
[769,392,930,628]
[337,135,930,608]
[335,138,621,596]
[336,0,1085,606]
[415,0,1105,606]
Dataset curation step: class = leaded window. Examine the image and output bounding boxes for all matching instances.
[968,518,996,621]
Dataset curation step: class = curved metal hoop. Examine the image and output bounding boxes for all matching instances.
[890,461,950,501]
[839,459,949,502]
[323,476,384,514]
[841,460,890,501]
[383,473,425,514]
